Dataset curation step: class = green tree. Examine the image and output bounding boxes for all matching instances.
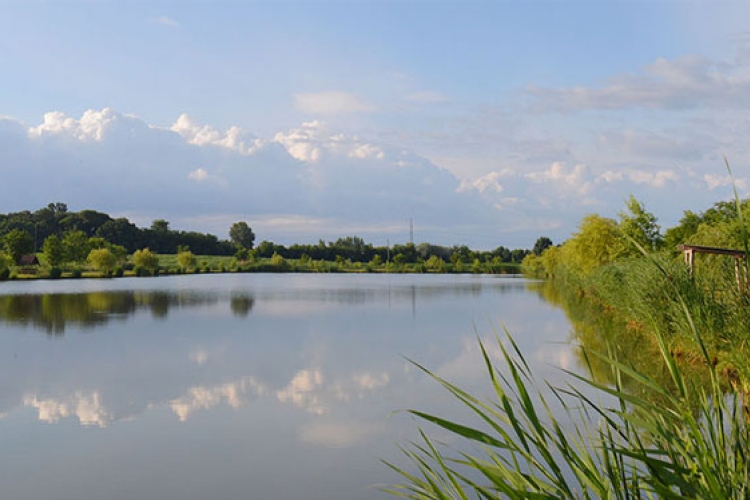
[87,248,117,276]
[151,219,170,232]
[560,214,622,278]
[664,210,702,251]
[229,221,255,249]
[42,234,64,267]
[133,248,160,273]
[2,228,34,264]
[425,255,446,273]
[0,251,12,276]
[176,249,196,272]
[532,236,553,256]
[62,230,90,263]
[617,195,663,256]
[271,252,288,269]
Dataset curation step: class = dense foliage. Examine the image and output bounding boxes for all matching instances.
[522,194,750,386]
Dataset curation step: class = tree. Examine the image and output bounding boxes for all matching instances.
[151,219,170,232]
[617,195,663,257]
[425,255,446,273]
[87,248,117,276]
[229,221,255,249]
[532,236,553,256]
[43,234,64,267]
[560,214,622,277]
[0,251,12,276]
[133,248,159,273]
[176,249,196,271]
[62,230,90,263]
[2,229,34,264]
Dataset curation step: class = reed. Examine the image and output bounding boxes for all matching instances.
[386,317,750,498]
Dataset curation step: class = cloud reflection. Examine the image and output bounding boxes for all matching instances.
[169,376,267,422]
[24,392,112,428]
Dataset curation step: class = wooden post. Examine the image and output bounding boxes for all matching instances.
[684,248,694,276]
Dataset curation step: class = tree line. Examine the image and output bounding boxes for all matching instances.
[0,203,236,256]
[0,202,535,278]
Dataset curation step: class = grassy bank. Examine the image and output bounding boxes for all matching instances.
[0,253,521,280]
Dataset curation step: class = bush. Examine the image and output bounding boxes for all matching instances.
[48,267,62,279]
[71,269,82,279]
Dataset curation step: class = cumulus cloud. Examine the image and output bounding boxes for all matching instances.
[457,171,507,193]
[530,55,750,111]
[29,108,121,141]
[525,162,593,195]
[294,91,374,114]
[4,106,743,248]
[171,114,263,154]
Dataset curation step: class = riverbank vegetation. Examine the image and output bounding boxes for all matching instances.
[0,202,530,280]
[521,193,750,386]
[389,189,750,497]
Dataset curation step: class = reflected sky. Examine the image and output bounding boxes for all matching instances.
[0,274,578,500]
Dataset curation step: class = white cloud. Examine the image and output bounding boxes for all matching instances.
[294,91,375,114]
[598,169,679,188]
[704,173,747,191]
[525,162,593,195]
[171,114,262,154]
[530,54,750,111]
[457,171,508,193]
[28,108,119,141]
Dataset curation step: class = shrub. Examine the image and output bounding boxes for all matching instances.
[48,267,62,279]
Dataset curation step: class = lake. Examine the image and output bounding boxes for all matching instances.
[0,273,580,500]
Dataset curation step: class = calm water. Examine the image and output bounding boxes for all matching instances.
[0,273,580,500]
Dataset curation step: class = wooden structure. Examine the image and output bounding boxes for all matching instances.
[677,244,748,290]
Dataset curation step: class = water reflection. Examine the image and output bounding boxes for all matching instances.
[525,279,715,407]
[0,274,574,500]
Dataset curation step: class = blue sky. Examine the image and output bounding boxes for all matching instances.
[2,1,750,248]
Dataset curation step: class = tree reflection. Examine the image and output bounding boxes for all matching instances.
[230,294,255,317]
[0,290,246,335]
[527,280,715,407]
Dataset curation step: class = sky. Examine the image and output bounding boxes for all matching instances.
[1,0,750,249]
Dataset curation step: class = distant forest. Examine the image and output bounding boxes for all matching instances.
[0,202,534,264]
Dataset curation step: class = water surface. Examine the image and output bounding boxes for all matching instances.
[0,274,578,499]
